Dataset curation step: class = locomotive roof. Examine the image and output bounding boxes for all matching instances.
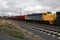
[27,12,52,16]
[27,13,42,16]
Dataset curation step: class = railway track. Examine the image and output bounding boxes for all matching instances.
[17,20,60,32]
[24,21,60,31]
[6,19,60,40]
[17,23,60,38]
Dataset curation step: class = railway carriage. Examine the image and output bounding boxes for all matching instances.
[54,12,60,24]
[55,12,60,21]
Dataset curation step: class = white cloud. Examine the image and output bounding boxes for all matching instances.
[0,0,9,8]
[37,0,60,11]
[0,0,60,16]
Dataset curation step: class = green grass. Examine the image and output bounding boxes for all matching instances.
[5,27,25,39]
[0,20,25,39]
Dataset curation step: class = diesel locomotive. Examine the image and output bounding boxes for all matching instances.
[25,12,56,24]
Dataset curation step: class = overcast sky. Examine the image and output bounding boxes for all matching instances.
[0,0,60,16]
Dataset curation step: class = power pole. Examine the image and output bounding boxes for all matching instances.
[20,8,22,15]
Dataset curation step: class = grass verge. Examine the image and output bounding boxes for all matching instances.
[0,20,25,39]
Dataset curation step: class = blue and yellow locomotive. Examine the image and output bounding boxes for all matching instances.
[25,12,57,24]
